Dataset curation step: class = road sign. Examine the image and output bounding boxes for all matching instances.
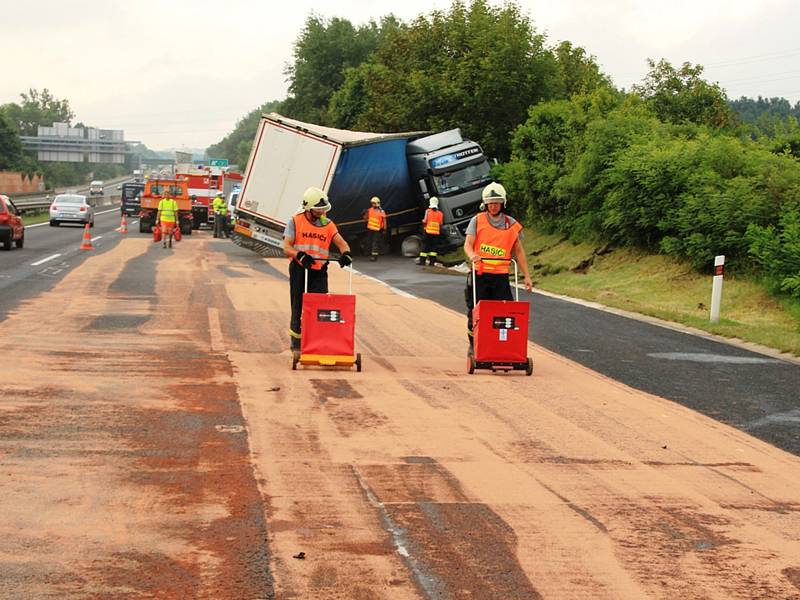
[209,158,229,167]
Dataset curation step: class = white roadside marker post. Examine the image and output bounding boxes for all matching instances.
[710,255,725,324]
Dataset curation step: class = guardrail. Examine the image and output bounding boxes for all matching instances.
[14,193,121,216]
[7,174,133,215]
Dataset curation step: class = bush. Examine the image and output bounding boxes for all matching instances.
[747,201,800,297]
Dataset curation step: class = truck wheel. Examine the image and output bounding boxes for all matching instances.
[355,353,362,372]
[15,233,24,249]
[50,220,59,227]
[526,358,533,376]
[2,237,10,251]
[401,234,422,258]
[139,220,147,233]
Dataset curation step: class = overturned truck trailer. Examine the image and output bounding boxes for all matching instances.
[231,114,426,256]
[232,113,492,257]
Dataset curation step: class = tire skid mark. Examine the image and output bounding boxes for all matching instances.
[353,460,541,599]
[351,464,448,600]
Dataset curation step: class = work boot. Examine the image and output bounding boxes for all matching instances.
[428,256,436,266]
[416,257,425,265]
[162,242,167,249]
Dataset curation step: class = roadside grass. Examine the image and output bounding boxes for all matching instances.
[22,211,50,226]
[441,225,800,356]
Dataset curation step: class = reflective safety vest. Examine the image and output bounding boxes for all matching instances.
[366,207,385,231]
[212,197,227,216]
[291,212,338,270]
[157,198,179,223]
[423,208,443,235]
[473,212,521,275]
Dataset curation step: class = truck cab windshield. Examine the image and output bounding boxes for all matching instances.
[433,161,491,195]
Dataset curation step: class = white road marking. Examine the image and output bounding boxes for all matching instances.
[91,236,103,242]
[208,307,224,352]
[648,352,782,364]
[30,253,62,266]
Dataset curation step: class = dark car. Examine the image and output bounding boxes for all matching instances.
[120,182,145,217]
[0,194,24,250]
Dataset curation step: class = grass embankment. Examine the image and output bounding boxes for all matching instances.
[23,212,50,226]
[443,226,800,357]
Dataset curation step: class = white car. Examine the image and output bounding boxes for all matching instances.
[89,180,104,195]
[49,194,95,227]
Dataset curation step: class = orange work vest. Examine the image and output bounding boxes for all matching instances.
[291,213,338,270]
[366,207,385,231]
[473,212,521,275]
[424,208,443,235]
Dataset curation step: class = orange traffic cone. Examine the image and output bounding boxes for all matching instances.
[79,223,94,250]
[120,214,128,234]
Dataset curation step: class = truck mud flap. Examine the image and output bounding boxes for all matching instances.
[230,231,284,258]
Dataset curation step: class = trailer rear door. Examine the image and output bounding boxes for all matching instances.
[238,118,342,232]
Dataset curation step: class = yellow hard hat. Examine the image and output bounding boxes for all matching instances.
[370,196,381,206]
[302,186,331,211]
[429,196,439,208]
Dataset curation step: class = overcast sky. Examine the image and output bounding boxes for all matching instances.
[3,0,799,151]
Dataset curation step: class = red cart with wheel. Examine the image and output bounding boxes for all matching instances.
[468,259,533,375]
[292,263,362,372]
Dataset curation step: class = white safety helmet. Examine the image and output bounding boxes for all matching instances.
[429,196,439,208]
[302,186,331,212]
[370,196,381,206]
[481,182,507,205]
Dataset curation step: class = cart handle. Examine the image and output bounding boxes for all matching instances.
[304,257,353,295]
[471,257,519,306]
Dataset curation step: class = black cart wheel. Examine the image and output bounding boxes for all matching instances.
[468,356,475,374]
[291,351,300,370]
[526,357,533,376]
[355,353,362,372]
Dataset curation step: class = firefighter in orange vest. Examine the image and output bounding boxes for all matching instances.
[463,182,532,354]
[417,196,443,266]
[283,187,352,351]
[364,196,386,261]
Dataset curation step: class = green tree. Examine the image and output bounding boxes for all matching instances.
[0,111,26,170]
[553,41,611,97]
[632,59,732,129]
[206,100,283,169]
[1,88,74,135]
[0,111,38,175]
[283,14,400,125]
[336,0,561,160]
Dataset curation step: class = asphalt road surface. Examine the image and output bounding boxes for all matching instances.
[356,256,800,457]
[1,234,799,598]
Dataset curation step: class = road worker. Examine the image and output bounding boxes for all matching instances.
[417,196,443,266]
[363,196,386,261]
[156,190,180,249]
[463,182,533,354]
[212,191,228,239]
[283,187,353,351]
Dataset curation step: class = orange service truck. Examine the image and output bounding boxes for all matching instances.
[138,178,194,235]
